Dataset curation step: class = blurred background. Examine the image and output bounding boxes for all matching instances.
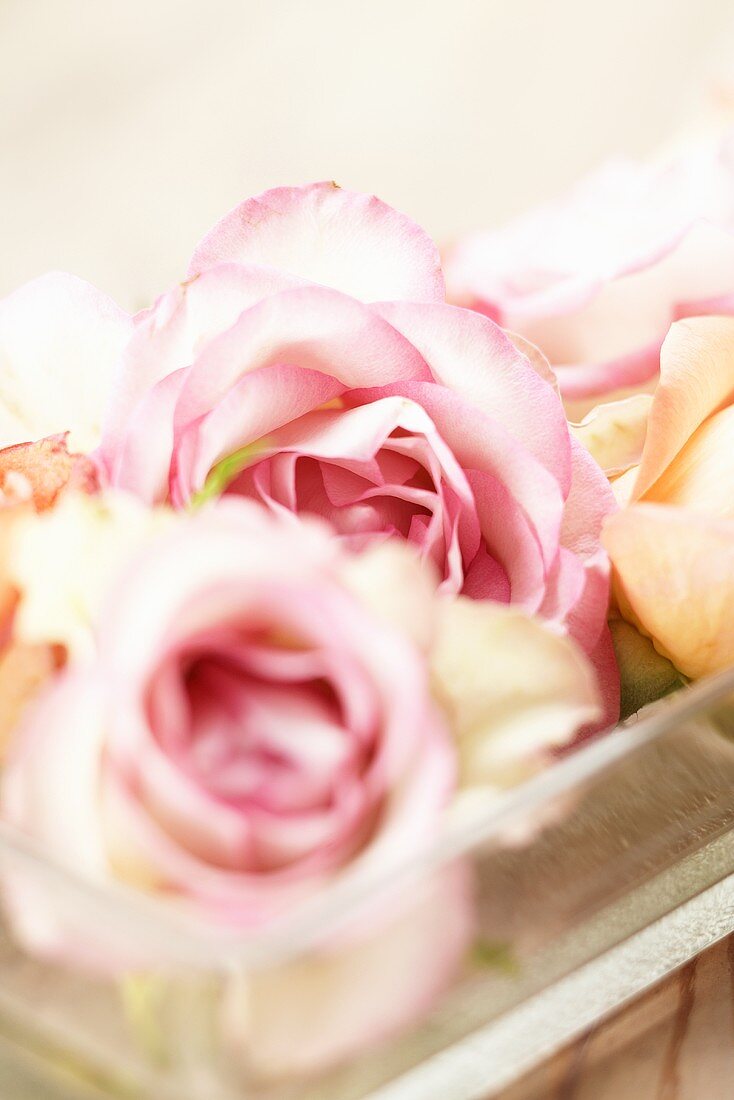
[1,0,733,310]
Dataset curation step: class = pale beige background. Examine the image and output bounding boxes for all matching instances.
[0,0,732,310]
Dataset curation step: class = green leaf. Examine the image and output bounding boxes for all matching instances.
[609,618,687,721]
[189,440,270,509]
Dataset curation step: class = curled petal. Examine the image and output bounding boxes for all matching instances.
[0,435,98,512]
[104,369,189,504]
[101,264,306,463]
[350,379,566,573]
[375,301,571,493]
[604,503,734,679]
[571,394,652,478]
[634,315,734,497]
[173,285,430,433]
[643,402,734,519]
[430,598,601,788]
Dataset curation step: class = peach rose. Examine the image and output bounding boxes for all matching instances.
[602,316,734,680]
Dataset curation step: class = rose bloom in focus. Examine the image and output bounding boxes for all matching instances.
[445,138,734,416]
[95,182,620,723]
[599,315,734,683]
[0,493,600,1075]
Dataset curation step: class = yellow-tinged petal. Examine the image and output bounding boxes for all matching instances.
[338,538,438,652]
[604,503,734,679]
[610,466,638,508]
[430,597,600,788]
[634,316,734,498]
[644,403,734,518]
[8,491,170,658]
[571,394,652,477]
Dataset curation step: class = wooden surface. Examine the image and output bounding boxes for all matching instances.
[495,934,734,1100]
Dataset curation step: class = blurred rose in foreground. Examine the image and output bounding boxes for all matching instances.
[97,182,619,722]
[445,138,734,415]
[1,494,600,1075]
[603,316,734,681]
[0,433,103,760]
[0,270,132,753]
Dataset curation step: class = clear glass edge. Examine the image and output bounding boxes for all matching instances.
[3,666,734,970]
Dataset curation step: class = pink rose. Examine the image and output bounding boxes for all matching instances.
[1,499,471,1073]
[445,140,734,413]
[97,182,619,722]
[2,494,602,1074]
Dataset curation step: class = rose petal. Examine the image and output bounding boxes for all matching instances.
[8,491,168,659]
[580,625,621,734]
[174,285,431,434]
[445,157,706,318]
[553,342,662,405]
[2,671,108,875]
[337,538,438,652]
[445,147,734,403]
[504,330,561,392]
[101,263,307,462]
[430,598,601,788]
[571,394,652,477]
[465,469,545,612]
[634,315,734,497]
[375,301,572,493]
[0,273,131,452]
[604,502,734,678]
[560,437,617,558]
[643,402,734,518]
[0,435,99,512]
[349,379,566,572]
[168,287,432,502]
[188,182,445,304]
